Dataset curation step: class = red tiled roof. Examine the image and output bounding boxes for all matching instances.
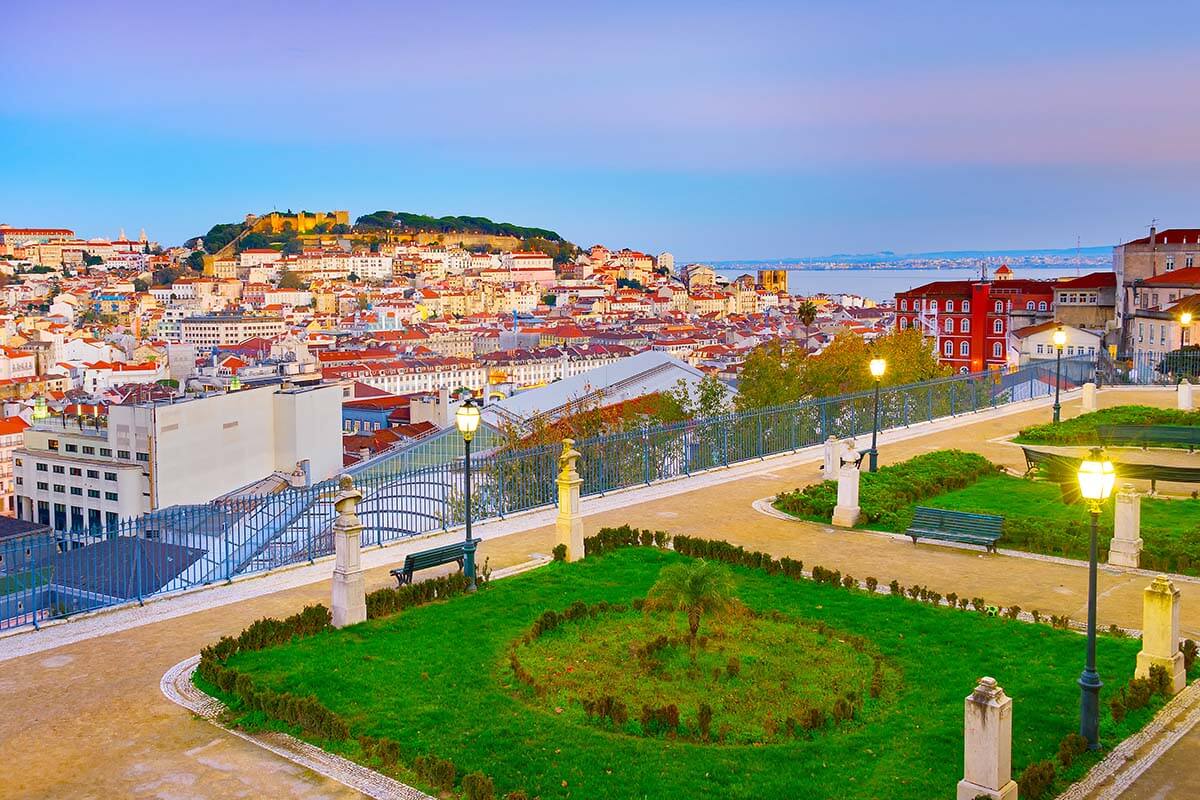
[1056,271,1116,289]
[1143,267,1200,286]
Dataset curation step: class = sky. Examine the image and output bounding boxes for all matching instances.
[3,1,1198,260]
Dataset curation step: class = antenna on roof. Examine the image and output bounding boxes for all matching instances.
[1076,235,1081,277]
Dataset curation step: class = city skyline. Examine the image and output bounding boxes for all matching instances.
[5,1,1199,258]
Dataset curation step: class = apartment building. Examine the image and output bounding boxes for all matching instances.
[12,384,341,533]
[180,314,287,352]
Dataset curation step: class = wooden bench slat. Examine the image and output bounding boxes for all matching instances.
[390,541,468,585]
[905,505,1003,553]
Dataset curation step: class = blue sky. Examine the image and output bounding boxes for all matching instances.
[3,1,1197,259]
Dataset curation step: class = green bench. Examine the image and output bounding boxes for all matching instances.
[1021,446,1080,481]
[1098,425,1200,452]
[390,542,466,586]
[905,506,1004,553]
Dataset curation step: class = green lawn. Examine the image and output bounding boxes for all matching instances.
[1016,405,1200,447]
[868,474,1200,574]
[199,547,1175,800]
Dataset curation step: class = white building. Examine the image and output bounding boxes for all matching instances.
[13,384,342,530]
[180,315,287,352]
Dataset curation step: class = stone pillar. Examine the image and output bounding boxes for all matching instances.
[831,449,862,527]
[1081,381,1098,412]
[1107,484,1143,569]
[556,438,584,561]
[957,677,1018,800]
[330,474,367,628]
[1136,575,1186,695]
[822,436,842,476]
[1179,379,1194,411]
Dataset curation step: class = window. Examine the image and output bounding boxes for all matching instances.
[65,444,78,453]
[70,487,82,496]
[14,477,21,485]
[1167,255,1175,271]
[993,342,1003,357]
[900,317,908,330]
[946,300,955,312]
[105,492,118,501]
[1026,301,1034,310]
[1038,301,1047,311]
[106,512,119,532]
[900,299,908,311]
[959,341,969,356]
[1139,322,1145,342]
[100,448,112,457]
[994,301,1002,313]
[87,489,100,499]
[1188,255,1195,269]
[104,472,117,481]
[47,439,58,451]
[136,452,149,463]
[943,340,952,356]
[52,465,64,474]
[83,446,95,455]
[87,469,99,479]
[993,319,1003,334]
[962,299,969,312]
[931,300,939,312]
[69,468,81,477]
[36,463,47,472]
[53,484,65,493]
[37,481,48,491]
[1037,344,1045,354]
[14,458,20,467]
[944,318,953,333]
[117,450,131,460]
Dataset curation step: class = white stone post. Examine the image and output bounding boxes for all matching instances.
[1107,484,1143,569]
[822,436,842,476]
[831,448,862,527]
[1179,379,1194,411]
[1081,381,1098,412]
[1136,575,1186,695]
[330,474,367,628]
[957,677,1018,800]
[556,438,585,561]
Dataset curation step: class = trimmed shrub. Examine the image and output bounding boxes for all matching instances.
[1057,733,1088,767]
[1018,760,1057,800]
[414,754,457,792]
[462,772,496,800]
[365,571,472,619]
[552,543,567,562]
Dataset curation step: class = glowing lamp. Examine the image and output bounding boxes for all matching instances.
[32,397,49,420]
[1052,327,1067,349]
[456,397,481,442]
[1182,311,1194,327]
[1077,448,1115,504]
[869,358,886,379]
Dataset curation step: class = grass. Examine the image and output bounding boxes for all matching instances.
[1016,405,1200,447]
[199,547,1178,800]
[516,608,896,743]
[863,474,1200,575]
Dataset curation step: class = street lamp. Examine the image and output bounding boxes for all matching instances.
[1179,311,1193,382]
[868,357,886,472]
[1076,447,1115,750]
[455,396,482,591]
[1052,326,1067,424]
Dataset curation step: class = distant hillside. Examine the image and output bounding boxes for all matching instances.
[355,211,565,242]
[355,211,578,263]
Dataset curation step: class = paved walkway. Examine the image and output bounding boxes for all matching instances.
[1,388,1196,799]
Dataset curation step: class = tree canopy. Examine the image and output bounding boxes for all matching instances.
[354,210,567,243]
[735,329,948,411]
[277,269,306,290]
[201,222,245,254]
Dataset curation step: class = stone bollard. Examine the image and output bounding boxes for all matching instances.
[1179,379,1194,411]
[1136,575,1186,695]
[822,436,842,476]
[1081,381,1098,412]
[1107,484,1143,569]
[831,448,862,527]
[556,438,585,561]
[957,677,1018,800]
[331,474,367,628]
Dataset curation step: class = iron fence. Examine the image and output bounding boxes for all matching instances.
[0,356,1097,632]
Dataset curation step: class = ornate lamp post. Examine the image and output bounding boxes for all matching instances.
[1076,448,1115,749]
[1052,326,1067,423]
[455,396,481,591]
[868,357,886,472]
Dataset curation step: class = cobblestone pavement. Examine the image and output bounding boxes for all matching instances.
[0,388,1196,799]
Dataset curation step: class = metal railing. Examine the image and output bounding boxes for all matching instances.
[0,356,1098,632]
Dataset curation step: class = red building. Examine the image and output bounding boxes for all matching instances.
[895,273,1055,372]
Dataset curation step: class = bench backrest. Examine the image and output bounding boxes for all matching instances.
[405,542,466,569]
[912,506,1003,538]
[1099,425,1200,445]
